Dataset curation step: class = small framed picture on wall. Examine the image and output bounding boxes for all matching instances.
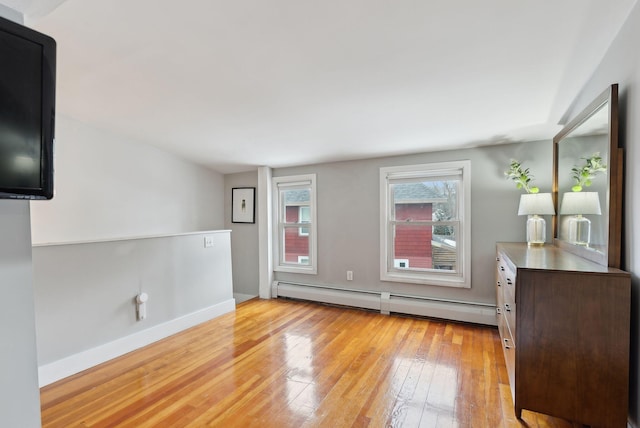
[232,187,256,224]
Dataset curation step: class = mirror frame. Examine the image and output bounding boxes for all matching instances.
[552,84,622,268]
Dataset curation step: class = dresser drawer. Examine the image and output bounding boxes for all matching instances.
[503,300,516,342]
[496,274,504,311]
[495,295,503,326]
[497,309,516,398]
[497,251,516,278]
[497,252,517,302]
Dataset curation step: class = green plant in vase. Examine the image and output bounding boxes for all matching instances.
[570,152,607,192]
[505,160,554,246]
[505,159,539,193]
[562,153,606,247]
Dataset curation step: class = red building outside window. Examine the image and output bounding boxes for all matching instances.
[280,188,311,265]
[284,204,310,263]
[391,181,457,271]
[394,203,433,268]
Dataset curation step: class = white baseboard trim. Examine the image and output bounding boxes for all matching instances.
[388,295,497,325]
[233,293,258,304]
[276,282,381,311]
[273,281,496,326]
[38,298,236,387]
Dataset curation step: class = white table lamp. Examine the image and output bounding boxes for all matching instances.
[559,192,602,246]
[518,193,556,246]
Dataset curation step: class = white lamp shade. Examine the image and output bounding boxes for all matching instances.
[518,193,555,216]
[559,192,602,215]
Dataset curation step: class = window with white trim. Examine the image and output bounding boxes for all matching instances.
[273,174,317,274]
[380,161,471,288]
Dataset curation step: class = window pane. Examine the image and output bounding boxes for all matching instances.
[391,180,458,271]
[299,206,311,222]
[283,225,310,264]
[393,224,457,271]
[432,230,457,271]
[299,206,310,235]
[393,223,433,269]
[391,180,458,221]
[282,189,310,223]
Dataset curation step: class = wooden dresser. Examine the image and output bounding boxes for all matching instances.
[495,242,631,427]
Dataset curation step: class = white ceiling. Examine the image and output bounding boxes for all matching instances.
[3,0,637,173]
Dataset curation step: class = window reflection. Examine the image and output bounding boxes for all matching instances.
[284,333,317,416]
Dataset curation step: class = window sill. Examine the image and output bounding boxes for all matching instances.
[381,271,470,288]
[275,265,317,275]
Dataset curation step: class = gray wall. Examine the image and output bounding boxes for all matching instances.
[0,7,43,428]
[271,139,552,304]
[28,113,230,380]
[33,231,233,366]
[224,171,260,297]
[562,2,640,424]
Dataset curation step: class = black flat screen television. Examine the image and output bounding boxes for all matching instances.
[0,15,56,200]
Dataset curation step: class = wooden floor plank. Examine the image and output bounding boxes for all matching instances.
[41,298,586,427]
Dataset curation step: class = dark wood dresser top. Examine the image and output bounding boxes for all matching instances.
[497,242,628,275]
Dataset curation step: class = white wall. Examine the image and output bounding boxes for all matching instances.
[561,2,640,425]
[31,115,225,244]
[0,6,43,428]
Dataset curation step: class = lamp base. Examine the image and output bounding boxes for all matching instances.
[526,215,546,246]
[567,215,591,246]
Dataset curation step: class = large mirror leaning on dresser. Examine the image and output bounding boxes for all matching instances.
[553,83,622,268]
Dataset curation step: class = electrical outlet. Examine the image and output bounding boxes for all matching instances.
[204,236,214,248]
[347,271,353,281]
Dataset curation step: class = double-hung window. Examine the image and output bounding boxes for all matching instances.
[273,174,317,274]
[380,161,470,288]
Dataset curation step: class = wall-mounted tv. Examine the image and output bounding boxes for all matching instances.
[0,15,56,200]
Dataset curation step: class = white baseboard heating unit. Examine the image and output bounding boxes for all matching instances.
[272,281,497,326]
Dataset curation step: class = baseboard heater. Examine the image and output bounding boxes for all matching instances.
[272,281,497,326]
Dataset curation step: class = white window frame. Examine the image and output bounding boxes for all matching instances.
[379,160,471,288]
[273,174,317,274]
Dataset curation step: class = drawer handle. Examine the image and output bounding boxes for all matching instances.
[496,257,500,262]
[496,307,502,315]
[497,281,501,287]
[506,278,513,285]
[504,338,513,349]
[500,266,505,272]
[504,303,512,312]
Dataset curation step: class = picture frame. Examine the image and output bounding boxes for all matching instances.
[232,187,256,224]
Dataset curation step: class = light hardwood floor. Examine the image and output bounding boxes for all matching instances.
[41,298,582,427]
